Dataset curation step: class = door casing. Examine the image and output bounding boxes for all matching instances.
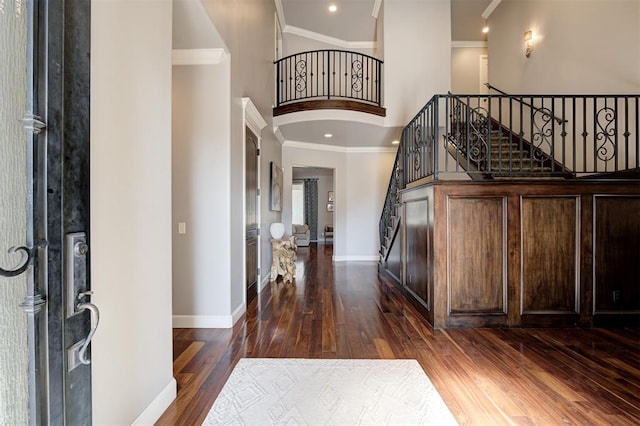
[242,99,267,307]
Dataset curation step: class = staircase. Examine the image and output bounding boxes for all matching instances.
[380,92,639,260]
[446,96,573,179]
[378,151,403,263]
[379,204,400,260]
[447,125,568,179]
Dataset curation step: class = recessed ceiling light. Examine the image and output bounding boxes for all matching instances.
[324,133,333,138]
[391,140,399,145]
[482,26,490,34]
[328,4,337,13]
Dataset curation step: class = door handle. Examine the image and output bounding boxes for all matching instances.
[76,298,100,365]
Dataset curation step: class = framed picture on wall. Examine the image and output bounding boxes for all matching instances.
[328,191,334,203]
[327,203,334,212]
[270,162,283,211]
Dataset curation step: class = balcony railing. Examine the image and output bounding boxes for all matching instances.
[401,93,639,183]
[274,49,383,115]
[379,91,639,249]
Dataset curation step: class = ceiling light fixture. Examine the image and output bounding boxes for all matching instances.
[482,19,489,34]
[391,140,399,145]
[328,4,337,13]
[324,133,333,138]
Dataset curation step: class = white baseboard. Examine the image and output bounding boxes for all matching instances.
[131,378,177,425]
[259,274,270,292]
[173,304,247,329]
[173,315,233,328]
[333,255,379,262]
[231,303,246,326]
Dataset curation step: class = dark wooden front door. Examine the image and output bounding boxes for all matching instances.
[32,1,94,423]
[246,127,259,304]
[0,1,93,423]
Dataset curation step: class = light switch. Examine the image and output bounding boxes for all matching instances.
[178,222,186,234]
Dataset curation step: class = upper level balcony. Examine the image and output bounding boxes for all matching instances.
[273,49,386,118]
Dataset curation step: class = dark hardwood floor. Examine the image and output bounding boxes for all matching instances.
[156,244,640,425]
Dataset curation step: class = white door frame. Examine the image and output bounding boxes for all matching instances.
[242,98,267,305]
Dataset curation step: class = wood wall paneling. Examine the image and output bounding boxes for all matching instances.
[521,197,580,315]
[593,196,640,314]
[386,224,402,283]
[447,196,507,315]
[394,181,640,329]
[506,194,522,326]
[405,199,430,307]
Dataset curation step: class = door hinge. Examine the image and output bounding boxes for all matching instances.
[256,267,261,276]
[256,188,260,196]
[257,148,261,156]
[257,228,261,236]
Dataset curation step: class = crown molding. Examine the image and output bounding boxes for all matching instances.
[451,41,488,48]
[482,0,503,19]
[273,126,286,145]
[172,49,226,65]
[274,0,286,28]
[283,25,376,50]
[284,140,346,153]
[283,140,396,153]
[372,0,382,18]
[346,146,397,153]
[242,98,267,135]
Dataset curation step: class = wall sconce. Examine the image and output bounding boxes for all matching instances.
[524,30,534,58]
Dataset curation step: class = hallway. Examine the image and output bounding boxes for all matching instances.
[157,245,640,425]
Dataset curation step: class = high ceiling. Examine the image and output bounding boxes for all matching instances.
[276,0,492,148]
[281,0,378,42]
[280,0,491,43]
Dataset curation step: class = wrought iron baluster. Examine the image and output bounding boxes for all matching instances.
[531,103,553,166]
[624,97,629,170]
[595,98,617,171]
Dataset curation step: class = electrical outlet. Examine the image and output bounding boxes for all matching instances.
[613,290,622,303]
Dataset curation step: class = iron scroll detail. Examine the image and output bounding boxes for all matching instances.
[0,114,47,278]
[0,245,34,277]
[0,241,46,278]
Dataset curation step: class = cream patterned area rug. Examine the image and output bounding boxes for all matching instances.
[202,358,458,425]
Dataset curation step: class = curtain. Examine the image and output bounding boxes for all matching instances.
[303,179,318,241]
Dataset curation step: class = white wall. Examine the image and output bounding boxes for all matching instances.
[260,135,283,289]
[0,7,28,424]
[488,0,640,93]
[192,0,281,315]
[315,175,335,240]
[292,168,335,240]
[91,1,175,424]
[487,0,639,173]
[451,47,488,93]
[344,151,396,260]
[172,60,232,323]
[283,33,376,58]
[383,0,451,126]
[283,144,395,261]
[173,0,226,50]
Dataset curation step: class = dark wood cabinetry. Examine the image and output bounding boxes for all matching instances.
[395,181,640,328]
